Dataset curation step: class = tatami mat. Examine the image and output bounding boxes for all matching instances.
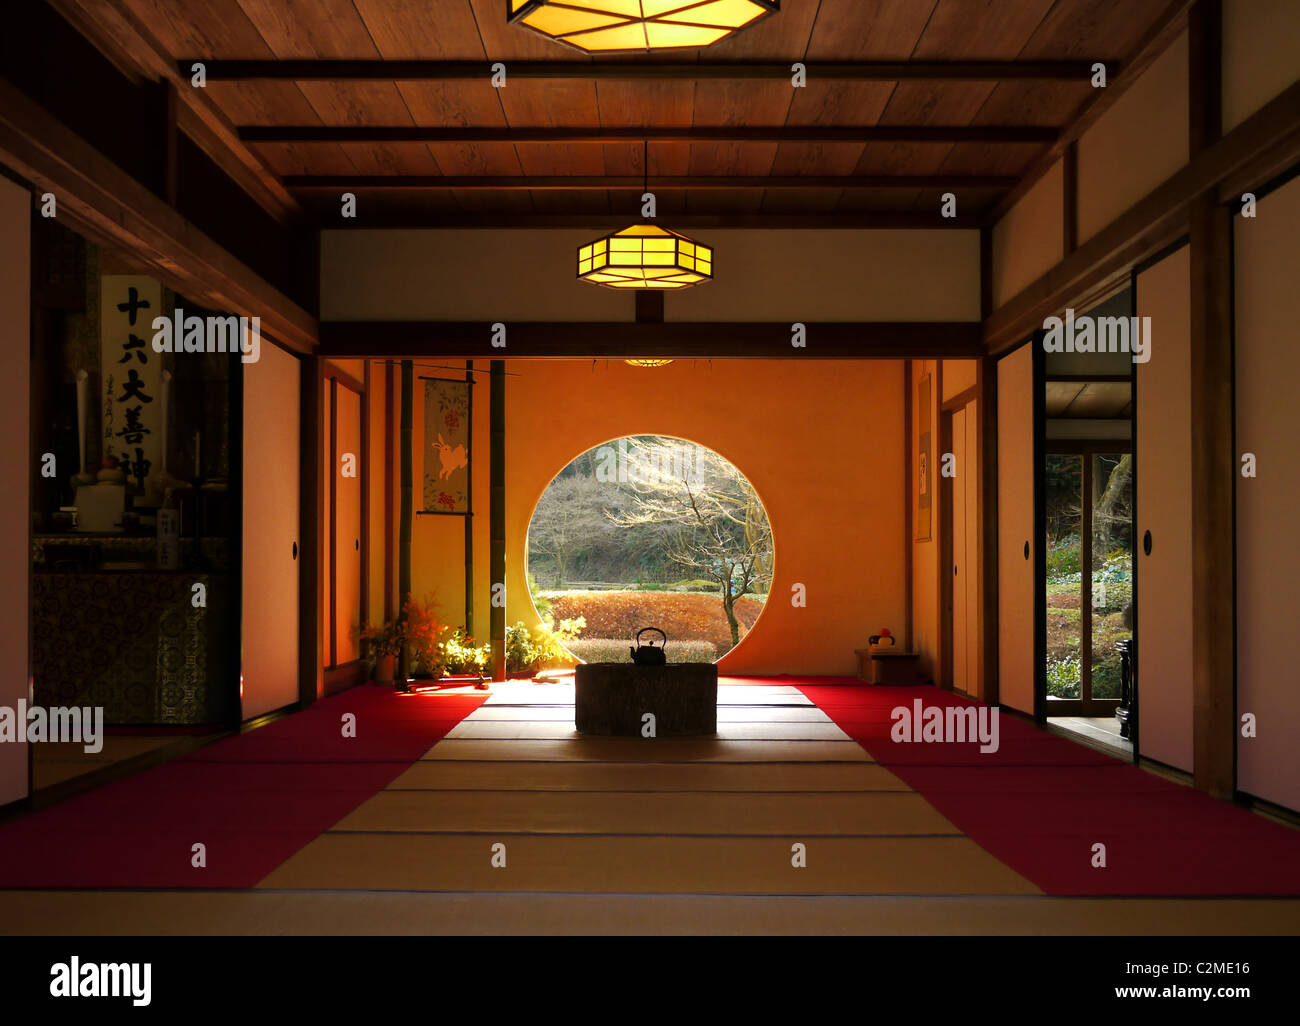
[258,681,1035,897]
[421,738,874,762]
[444,720,853,741]
[257,833,1039,894]
[332,790,957,836]
[465,704,833,722]
[483,684,812,707]
[389,760,913,792]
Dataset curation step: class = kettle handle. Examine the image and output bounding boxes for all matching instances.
[635,626,667,647]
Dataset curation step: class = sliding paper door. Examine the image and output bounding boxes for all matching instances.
[242,342,300,720]
[1234,175,1300,812]
[997,345,1035,715]
[334,384,362,665]
[1134,245,1193,772]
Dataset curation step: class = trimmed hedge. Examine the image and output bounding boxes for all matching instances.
[545,590,762,653]
[567,638,717,664]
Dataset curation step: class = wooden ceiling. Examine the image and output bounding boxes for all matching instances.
[117,0,1181,223]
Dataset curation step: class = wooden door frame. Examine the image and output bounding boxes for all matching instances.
[1042,441,1132,717]
[322,363,368,692]
[940,391,981,696]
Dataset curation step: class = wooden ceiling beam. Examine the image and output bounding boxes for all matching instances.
[241,125,1058,145]
[983,76,1300,354]
[182,59,1116,83]
[312,212,984,229]
[985,0,1195,225]
[49,0,301,224]
[285,174,1017,191]
[318,321,983,361]
[0,77,317,353]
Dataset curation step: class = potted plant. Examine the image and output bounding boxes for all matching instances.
[440,627,492,685]
[359,620,403,684]
[361,594,449,688]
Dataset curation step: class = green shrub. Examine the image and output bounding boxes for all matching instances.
[1046,655,1081,698]
[566,638,717,664]
[1046,534,1081,580]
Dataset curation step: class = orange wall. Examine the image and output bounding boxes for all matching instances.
[405,359,906,676]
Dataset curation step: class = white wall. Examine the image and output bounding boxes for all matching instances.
[1223,0,1300,131]
[0,176,29,806]
[1135,245,1193,772]
[992,161,1064,309]
[1078,33,1189,244]
[1234,174,1300,812]
[320,229,980,322]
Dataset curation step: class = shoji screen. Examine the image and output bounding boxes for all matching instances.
[242,342,301,719]
[334,384,362,665]
[1235,174,1300,812]
[997,344,1035,715]
[0,177,30,805]
[1134,245,1193,771]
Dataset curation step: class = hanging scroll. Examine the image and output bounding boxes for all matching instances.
[100,275,163,491]
[422,377,472,513]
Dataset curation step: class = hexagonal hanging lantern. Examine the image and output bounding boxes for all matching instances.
[576,224,713,290]
[507,1,780,54]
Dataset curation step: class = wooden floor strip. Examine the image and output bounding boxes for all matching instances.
[332,790,956,836]
[420,738,874,763]
[388,761,912,792]
[444,721,852,741]
[257,833,1040,895]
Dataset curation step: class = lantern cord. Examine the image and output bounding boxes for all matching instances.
[643,139,649,207]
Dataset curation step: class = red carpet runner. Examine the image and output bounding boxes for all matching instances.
[781,677,1300,897]
[0,685,485,889]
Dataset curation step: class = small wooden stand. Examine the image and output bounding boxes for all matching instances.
[854,648,921,684]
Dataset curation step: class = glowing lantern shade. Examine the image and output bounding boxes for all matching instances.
[576,224,713,290]
[507,0,779,53]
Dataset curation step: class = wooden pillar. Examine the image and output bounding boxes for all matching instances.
[397,360,413,686]
[490,359,506,681]
[979,353,999,707]
[298,353,323,707]
[1188,0,1235,798]
[903,359,913,653]
[464,360,475,636]
[383,360,395,621]
[328,376,338,668]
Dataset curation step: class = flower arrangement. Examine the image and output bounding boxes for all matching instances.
[506,615,585,674]
[360,594,450,684]
[441,627,492,676]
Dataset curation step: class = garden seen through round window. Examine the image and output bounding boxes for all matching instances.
[526,436,774,664]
